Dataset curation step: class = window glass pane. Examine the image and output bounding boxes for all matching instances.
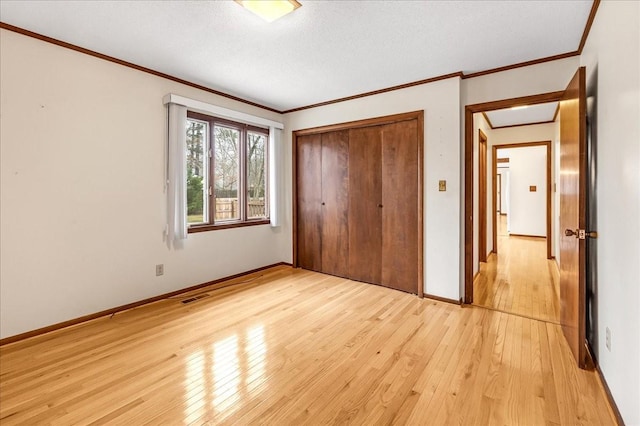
[214,125,240,221]
[186,119,208,224]
[247,132,267,219]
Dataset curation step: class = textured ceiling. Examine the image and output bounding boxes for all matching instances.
[0,1,594,112]
[486,102,559,128]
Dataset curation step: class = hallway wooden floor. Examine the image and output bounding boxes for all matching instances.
[0,266,614,425]
[473,214,561,323]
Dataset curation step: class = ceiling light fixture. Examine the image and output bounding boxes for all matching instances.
[235,0,301,23]
[511,105,529,111]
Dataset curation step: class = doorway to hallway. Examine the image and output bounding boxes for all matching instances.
[473,213,560,323]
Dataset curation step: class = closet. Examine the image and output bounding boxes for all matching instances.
[294,111,423,296]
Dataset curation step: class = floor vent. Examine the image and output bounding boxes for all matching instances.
[181,294,210,304]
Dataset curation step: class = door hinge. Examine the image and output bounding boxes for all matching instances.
[208,148,213,158]
[208,186,213,196]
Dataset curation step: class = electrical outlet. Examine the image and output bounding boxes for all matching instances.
[156,264,164,276]
[606,327,611,351]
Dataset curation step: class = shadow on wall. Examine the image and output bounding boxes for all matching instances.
[586,65,598,359]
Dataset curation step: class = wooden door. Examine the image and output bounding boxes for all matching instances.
[381,120,419,294]
[296,134,323,271]
[559,67,587,368]
[321,131,350,277]
[478,130,488,262]
[348,126,382,284]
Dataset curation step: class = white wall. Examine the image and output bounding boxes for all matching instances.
[497,167,509,215]
[284,77,461,301]
[489,122,556,145]
[504,146,547,236]
[0,30,290,339]
[462,56,580,106]
[580,1,640,423]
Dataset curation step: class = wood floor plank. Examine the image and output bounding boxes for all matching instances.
[0,265,616,425]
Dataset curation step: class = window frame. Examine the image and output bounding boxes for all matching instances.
[186,111,270,233]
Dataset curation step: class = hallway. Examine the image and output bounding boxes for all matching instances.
[473,214,560,323]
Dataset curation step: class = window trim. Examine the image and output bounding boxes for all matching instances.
[186,111,270,232]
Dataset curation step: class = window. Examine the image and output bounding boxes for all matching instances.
[186,111,269,231]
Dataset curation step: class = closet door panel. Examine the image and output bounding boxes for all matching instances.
[296,134,323,271]
[348,126,382,284]
[321,131,350,277]
[381,120,419,294]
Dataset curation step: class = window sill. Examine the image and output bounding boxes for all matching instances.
[188,219,271,233]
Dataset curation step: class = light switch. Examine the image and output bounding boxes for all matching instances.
[439,180,446,191]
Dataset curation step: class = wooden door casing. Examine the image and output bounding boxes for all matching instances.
[559,67,587,368]
[381,120,420,294]
[478,129,488,263]
[348,126,383,285]
[321,131,350,278]
[296,134,323,272]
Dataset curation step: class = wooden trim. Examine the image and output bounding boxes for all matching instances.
[491,140,552,258]
[546,140,552,258]
[416,111,425,299]
[0,22,280,114]
[282,73,463,114]
[594,356,626,425]
[492,140,550,149]
[292,111,423,135]
[292,110,424,296]
[465,92,564,304]
[553,103,561,122]
[491,119,555,130]
[481,112,494,129]
[496,158,510,163]
[492,145,498,254]
[188,219,270,233]
[468,91,565,113]
[464,107,475,304]
[2,0,601,117]
[578,0,601,54]
[291,129,299,267]
[423,293,461,305]
[462,52,579,80]
[0,262,292,346]
[478,129,488,263]
[508,233,546,238]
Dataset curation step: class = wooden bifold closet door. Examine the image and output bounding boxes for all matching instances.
[381,120,419,293]
[296,131,350,277]
[348,125,383,285]
[294,112,422,296]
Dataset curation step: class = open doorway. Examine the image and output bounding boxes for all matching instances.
[468,100,561,323]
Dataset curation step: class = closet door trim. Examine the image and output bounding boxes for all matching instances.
[292,110,424,298]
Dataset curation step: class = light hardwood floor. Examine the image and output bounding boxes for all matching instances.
[473,214,561,323]
[0,266,614,425]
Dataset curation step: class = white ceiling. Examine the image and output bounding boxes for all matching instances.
[0,1,594,112]
[485,102,559,128]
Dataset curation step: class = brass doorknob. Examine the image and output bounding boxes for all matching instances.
[565,229,577,237]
